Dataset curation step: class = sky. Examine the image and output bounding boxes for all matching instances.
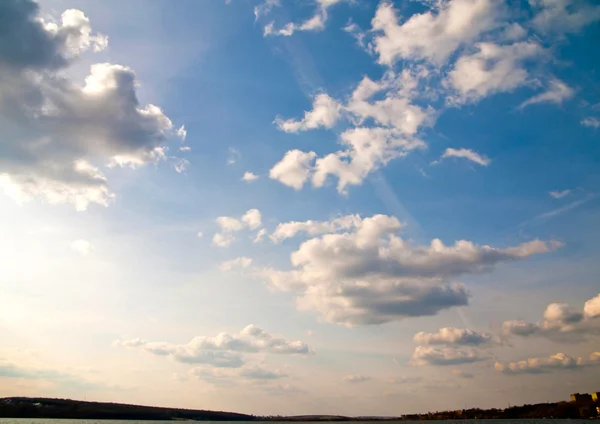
[1,0,600,416]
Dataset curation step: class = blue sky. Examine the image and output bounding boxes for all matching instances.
[1,0,600,416]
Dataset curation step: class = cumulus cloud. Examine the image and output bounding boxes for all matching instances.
[70,239,94,256]
[530,0,600,35]
[502,293,600,341]
[413,327,494,346]
[412,346,486,366]
[313,127,425,194]
[549,189,571,199]
[275,94,342,133]
[269,150,316,190]
[439,148,491,166]
[271,69,434,194]
[519,78,574,109]
[270,214,361,243]
[116,325,313,368]
[446,42,542,104]
[256,214,559,326]
[495,350,600,375]
[0,0,183,210]
[242,172,259,182]
[371,0,503,66]
[581,117,600,129]
[343,374,370,383]
[212,209,262,247]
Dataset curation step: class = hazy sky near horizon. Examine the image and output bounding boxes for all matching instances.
[1,0,600,416]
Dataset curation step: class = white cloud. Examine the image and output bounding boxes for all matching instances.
[242,172,259,182]
[530,0,600,35]
[495,351,600,375]
[312,127,426,194]
[581,117,600,129]
[413,327,493,346]
[116,325,313,368]
[519,78,574,109]
[439,148,491,166]
[371,0,503,66]
[216,216,245,233]
[0,1,183,210]
[219,257,253,272]
[549,189,571,199]
[254,0,279,20]
[257,214,560,326]
[271,71,433,194]
[270,214,361,243]
[269,150,317,190]
[343,374,370,383]
[241,209,262,230]
[197,231,204,239]
[446,42,542,104]
[176,125,187,141]
[213,209,262,247]
[275,94,342,133]
[70,239,94,256]
[584,294,600,319]
[212,233,236,248]
[179,146,191,152]
[253,228,268,244]
[412,346,486,366]
[263,0,344,37]
[502,293,600,341]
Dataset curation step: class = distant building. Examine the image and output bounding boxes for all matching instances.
[571,393,593,403]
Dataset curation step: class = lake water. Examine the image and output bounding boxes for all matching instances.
[0,419,593,424]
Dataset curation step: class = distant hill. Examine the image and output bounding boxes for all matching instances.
[0,397,256,421]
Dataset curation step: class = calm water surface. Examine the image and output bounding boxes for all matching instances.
[0,419,593,424]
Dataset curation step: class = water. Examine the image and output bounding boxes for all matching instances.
[0,420,592,424]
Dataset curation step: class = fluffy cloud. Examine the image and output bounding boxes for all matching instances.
[275,94,342,133]
[257,214,559,326]
[519,78,574,109]
[343,374,370,383]
[446,42,542,104]
[412,346,485,366]
[439,148,491,166]
[287,127,426,194]
[495,351,600,375]
[242,171,259,182]
[213,209,263,247]
[116,325,313,368]
[269,150,316,190]
[270,71,433,194]
[413,327,493,346]
[502,293,600,341]
[371,0,503,66]
[0,0,182,210]
[70,239,94,256]
[549,189,571,199]
[270,214,361,243]
[530,0,600,35]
